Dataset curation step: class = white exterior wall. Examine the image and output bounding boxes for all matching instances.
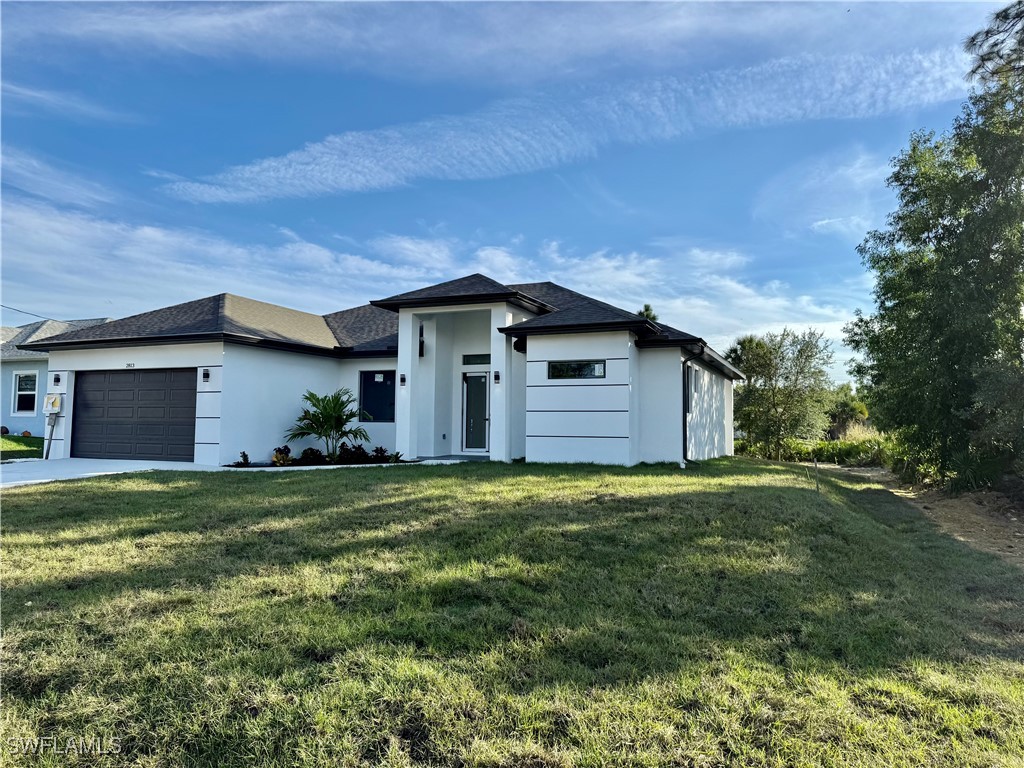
[219,345,340,465]
[686,360,732,461]
[525,331,633,465]
[43,343,225,462]
[637,347,685,464]
[338,359,397,453]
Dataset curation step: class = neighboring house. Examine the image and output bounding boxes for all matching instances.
[19,274,742,466]
[1,318,110,437]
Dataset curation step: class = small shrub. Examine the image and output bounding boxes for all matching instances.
[372,446,390,462]
[0,426,8,436]
[946,447,1008,493]
[336,443,371,465]
[389,451,404,464]
[271,445,292,466]
[20,431,31,438]
[228,451,252,468]
[298,447,328,466]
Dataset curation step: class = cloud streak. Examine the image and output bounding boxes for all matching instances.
[163,48,969,204]
[1,82,139,122]
[1,147,116,208]
[2,2,991,86]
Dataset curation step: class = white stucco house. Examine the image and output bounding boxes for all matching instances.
[19,274,742,466]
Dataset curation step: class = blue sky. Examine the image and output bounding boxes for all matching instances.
[0,1,998,377]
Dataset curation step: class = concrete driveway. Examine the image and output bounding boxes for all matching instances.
[1,458,221,489]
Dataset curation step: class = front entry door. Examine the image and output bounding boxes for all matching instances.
[463,373,489,451]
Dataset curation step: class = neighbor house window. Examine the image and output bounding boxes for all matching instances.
[359,370,396,422]
[13,372,38,414]
[548,360,606,379]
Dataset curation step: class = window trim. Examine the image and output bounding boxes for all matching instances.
[358,369,396,423]
[547,360,607,380]
[11,370,39,415]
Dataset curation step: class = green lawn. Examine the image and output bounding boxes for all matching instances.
[2,459,1022,767]
[1,434,44,459]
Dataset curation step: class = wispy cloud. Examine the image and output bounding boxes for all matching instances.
[1,82,139,123]
[754,149,893,243]
[162,48,968,204]
[2,3,991,85]
[0,198,440,326]
[1,147,116,208]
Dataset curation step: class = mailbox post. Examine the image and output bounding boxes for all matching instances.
[42,393,62,460]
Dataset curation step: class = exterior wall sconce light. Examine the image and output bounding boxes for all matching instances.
[53,373,61,385]
[400,373,407,386]
[202,369,210,383]
[493,371,501,384]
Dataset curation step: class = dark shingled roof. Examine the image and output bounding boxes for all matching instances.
[500,282,657,335]
[323,304,398,355]
[371,273,554,313]
[20,294,339,353]
[14,275,741,377]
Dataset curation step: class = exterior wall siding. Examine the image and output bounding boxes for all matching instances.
[686,360,731,460]
[637,348,684,464]
[219,345,340,466]
[525,331,633,465]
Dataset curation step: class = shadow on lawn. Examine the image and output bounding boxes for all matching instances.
[4,460,1023,695]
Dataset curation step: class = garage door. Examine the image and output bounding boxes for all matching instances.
[71,369,197,461]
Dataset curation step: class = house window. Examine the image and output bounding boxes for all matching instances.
[548,360,606,379]
[13,372,38,414]
[359,370,395,422]
[462,354,491,365]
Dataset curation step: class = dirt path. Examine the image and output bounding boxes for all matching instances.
[828,465,1024,568]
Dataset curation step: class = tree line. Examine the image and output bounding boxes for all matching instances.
[722,3,1023,485]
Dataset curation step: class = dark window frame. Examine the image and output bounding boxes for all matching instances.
[547,360,607,380]
[462,353,491,366]
[358,370,396,423]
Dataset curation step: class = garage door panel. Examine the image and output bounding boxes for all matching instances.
[71,369,196,461]
[138,370,169,384]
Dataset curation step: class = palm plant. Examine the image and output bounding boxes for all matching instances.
[284,389,370,460]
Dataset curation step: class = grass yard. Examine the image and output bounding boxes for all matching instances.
[1,434,43,460]
[2,459,1022,767]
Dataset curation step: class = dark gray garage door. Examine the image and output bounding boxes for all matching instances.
[71,369,197,461]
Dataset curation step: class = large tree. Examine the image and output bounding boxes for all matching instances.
[726,329,835,459]
[845,71,1024,472]
[966,1,1024,82]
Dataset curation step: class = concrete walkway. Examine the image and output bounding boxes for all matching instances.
[1,458,220,489]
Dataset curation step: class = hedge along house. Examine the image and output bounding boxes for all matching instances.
[19,274,742,466]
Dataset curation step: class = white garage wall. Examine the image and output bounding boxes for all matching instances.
[637,347,684,464]
[338,358,398,453]
[219,345,340,465]
[44,343,224,462]
[525,331,633,465]
[687,361,731,460]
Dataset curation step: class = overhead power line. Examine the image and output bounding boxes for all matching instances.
[0,304,58,322]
